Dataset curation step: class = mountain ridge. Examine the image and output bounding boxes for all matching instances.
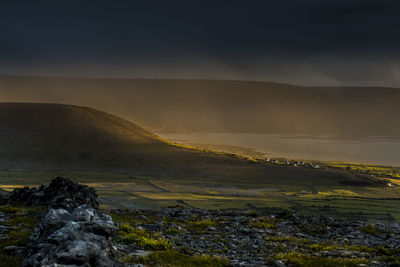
[1,75,399,137]
[1,74,400,90]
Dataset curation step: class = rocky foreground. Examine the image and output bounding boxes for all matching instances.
[113,208,400,267]
[0,177,123,266]
[0,178,399,267]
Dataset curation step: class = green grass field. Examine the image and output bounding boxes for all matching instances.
[0,162,399,222]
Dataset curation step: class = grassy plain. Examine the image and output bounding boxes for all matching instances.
[0,162,399,222]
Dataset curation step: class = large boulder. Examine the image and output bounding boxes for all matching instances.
[0,177,125,267]
[22,205,122,267]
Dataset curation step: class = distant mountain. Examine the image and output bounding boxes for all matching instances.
[0,103,379,186]
[0,76,399,137]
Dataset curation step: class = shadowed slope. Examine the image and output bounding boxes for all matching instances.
[0,102,162,151]
[0,103,381,186]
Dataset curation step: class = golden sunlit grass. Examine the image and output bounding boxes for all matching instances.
[329,162,400,178]
[0,185,36,192]
[117,223,173,251]
[272,251,369,267]
[249,217,279,229]
[300,189,361,198]
[167,141,261,163]
[387,178,400,186]
[168,141,236,156]
[132,192,259,201]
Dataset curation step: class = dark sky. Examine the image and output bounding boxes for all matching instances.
[1,0,400,86]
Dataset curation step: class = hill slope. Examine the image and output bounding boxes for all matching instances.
[0,103,381,187]
[0,102,162,151]
[1,76,400,137]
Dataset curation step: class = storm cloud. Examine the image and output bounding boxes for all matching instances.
[0,0,399,86]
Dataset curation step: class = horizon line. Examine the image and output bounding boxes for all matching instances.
[0,73,399,90]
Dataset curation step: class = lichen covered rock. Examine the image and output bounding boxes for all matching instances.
[22,205,122,266]
[0,177,125,267]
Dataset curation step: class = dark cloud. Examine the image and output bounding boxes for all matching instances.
[0,0,399,86]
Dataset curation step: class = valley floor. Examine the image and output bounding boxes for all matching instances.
[0,161,399,223]
[0,172,399,266]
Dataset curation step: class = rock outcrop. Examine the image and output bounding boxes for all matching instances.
[3,177,98,210]
[2,177,123,267]
[23,204,122,267]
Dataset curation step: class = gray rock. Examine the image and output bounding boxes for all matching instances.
[129,250,152,257]
[275,259,286,267]
[0,178,124,267]
[22,205,122,267]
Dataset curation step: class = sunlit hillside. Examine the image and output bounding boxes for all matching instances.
[0,103,380,188]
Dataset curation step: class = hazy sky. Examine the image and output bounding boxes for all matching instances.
[1,0,400,87]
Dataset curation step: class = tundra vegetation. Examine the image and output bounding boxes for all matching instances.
[109,208,400,266]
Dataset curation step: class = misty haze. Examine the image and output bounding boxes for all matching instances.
[158,133,400,167]
[1,75,400,168]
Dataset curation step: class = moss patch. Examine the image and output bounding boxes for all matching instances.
[128,249,230,267]
[0,205,43,267]
[117,223,172,251]
[272,252,369,267]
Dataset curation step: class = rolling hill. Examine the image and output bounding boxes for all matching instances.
[1,76,400,137]
[0,103,381,187]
